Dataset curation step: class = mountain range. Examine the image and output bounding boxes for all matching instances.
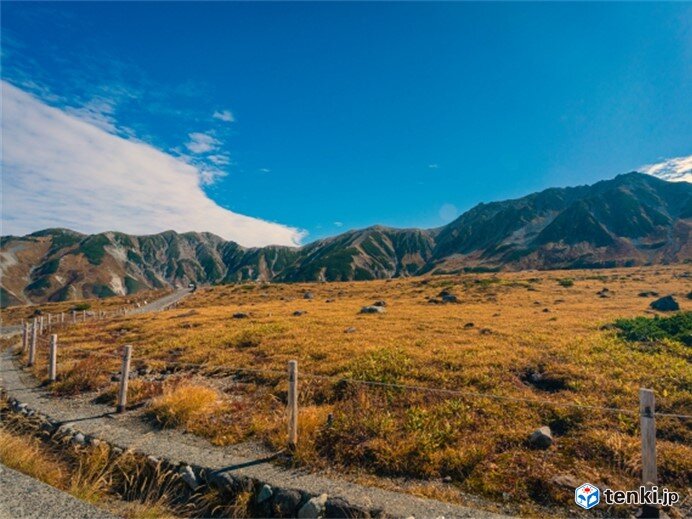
[1,172,690,307]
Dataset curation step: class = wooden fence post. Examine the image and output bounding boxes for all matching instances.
[116,345,132,413]
[287,360,298,449]
[39,316,44,335]
[22,322,28,351]
[61,312,65,326]
[639,388,657,486]
[47,314,52,332]
[49,334,58,382]
[82,310,86,322]
[28,319,37,367]
[72,311,76,324]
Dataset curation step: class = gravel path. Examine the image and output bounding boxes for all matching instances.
[0,463,119,519]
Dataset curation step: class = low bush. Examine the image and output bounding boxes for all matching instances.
[613,312,692,346]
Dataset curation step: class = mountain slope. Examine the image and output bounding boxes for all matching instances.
[1,172,690,306]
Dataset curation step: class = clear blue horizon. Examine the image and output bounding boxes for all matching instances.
[2,2,690,246]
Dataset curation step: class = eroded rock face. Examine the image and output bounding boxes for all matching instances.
[650,295,679,312]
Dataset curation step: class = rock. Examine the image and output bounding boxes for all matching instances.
[441,294,459,303]
[542,308,550,313]
[304,291,314,300]
[428,298,443,305]
[463,322,474,329]
[372,300,387,307]
[71,432,86,446]
[298,494,328,518]
[179,465,200,490]
[293,310,307,316]
[233,312,249,319]
[687,291,692,300]
[438,289,453,297]
[359,306,385,314]
[650,295,679,312]
[638,291,659,298]
[529,426,553,449]
[479,328,492,335]
[325,497,368,519]
[257,484,273,503]
[344,327,357,333]
[551,473,580,489]
[273,488,302,517]
[599,323,616,331]
[325,298,335,303]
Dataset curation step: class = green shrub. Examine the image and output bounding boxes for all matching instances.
[557,278,574,288]
[72,302,91,311]
[613,312,692,346]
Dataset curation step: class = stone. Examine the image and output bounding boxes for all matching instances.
[551,473,580,489]
[273,488,303,517]
[325,299,335,303]
[441,294,459,303]
[293,310,307,316]
[344,327,357,333]
[650,295,679,312]
[529,426,553,449]
[325,497,368,519]
[479,328,492,335]
[71,432,86,446]
[372,300,387,307]
[304,291,314,300]
[298,493,328,518]
[638,291,659,298]
[359,306,385,314]
[179,465,200,490]
[256,484,273,503]
[233,312,249,319]
[463,322,474,329]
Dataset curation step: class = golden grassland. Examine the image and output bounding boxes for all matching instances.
[0,288,170,326]
[12,266,692,515]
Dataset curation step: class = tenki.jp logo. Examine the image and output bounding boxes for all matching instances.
[575,483,600,510]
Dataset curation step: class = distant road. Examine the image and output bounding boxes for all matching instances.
[0,464,119,519]
[0,288,191,337]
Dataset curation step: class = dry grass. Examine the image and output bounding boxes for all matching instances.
[148,382,224,429]
[0,427,67,487]
[0,407,187,518]
[37,265,692,512]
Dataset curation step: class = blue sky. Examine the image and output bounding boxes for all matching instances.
[2,2,690,246]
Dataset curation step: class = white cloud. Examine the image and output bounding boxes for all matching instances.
[333,221,344,227]
[639,155,692,183]
[213,109,234,123]
[438,203,458,222]
[1,81,306,247]
[428,164,439,169]
[185,132,220,154]
[259,168,271,173]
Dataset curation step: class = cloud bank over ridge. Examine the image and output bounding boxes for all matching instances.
[1,81,306,247]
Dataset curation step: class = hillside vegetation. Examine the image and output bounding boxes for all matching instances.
[26,265,692,515]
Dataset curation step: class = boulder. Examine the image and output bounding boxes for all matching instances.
[179,465,200,490]
[256,484,273,503]
[293,310,307,316]
[463,322,475,329]
[372,300,387,307]
[650,295,679,312]
[71,432,86,446]
[303,292,314,300]
[325,497,367,519]
[273,488,303,517]
[441,294,459,303]
[359,306,385,314]
[298,494,328,518]
[344,327,357,333]
[233,312,249,319]
[529,426,553,449]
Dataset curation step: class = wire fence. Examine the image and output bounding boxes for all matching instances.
[13,303,692,495]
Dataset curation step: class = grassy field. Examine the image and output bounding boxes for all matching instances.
[14,266,692,515]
